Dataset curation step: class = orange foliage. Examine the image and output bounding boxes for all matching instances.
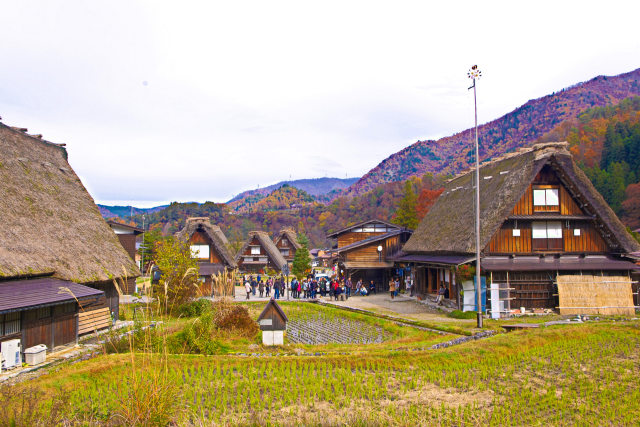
[416,188,443,220]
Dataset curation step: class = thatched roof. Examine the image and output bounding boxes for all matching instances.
[403,141,640,255]
[274,227,301,250]
[0,123,140,282]
[236,231,287,270]
[175,217,237,268]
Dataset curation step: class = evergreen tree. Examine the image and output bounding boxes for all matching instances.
[291,233,311,279]
[392,181,419,229]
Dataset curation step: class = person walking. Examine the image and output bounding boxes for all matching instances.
[265,279,271,297]
[258,280,265,298]
[394,277,400,298]
[389,278,396,300]
[245,279,252,300]
[274,279,281,299]
[436,284,446,305]
[345,277,352,300]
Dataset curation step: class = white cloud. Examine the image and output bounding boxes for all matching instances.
[1,0,639,205]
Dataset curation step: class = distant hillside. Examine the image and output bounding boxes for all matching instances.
[98,204,169,219]
[229,184,317,213]
[343,68,640,197]
[228,177,358,204]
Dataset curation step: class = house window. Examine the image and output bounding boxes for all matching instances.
[533,187,559,211]
[532,221,563,250]
[281,249,290,256]
[250,246,261,255]
[0,312,21,336]
[281,238,288,247]
[190,244,210,259]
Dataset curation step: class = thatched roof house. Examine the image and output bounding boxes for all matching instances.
[0,122,140,349]
[236,231,287,273]
[175,217,237,296]
[401,141,640,312]
[273,227,301,262]
[403,142,640,255]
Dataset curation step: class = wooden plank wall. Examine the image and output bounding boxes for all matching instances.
[511,185,583,215]
[563,223,608,252]
[190,231,222,263]
[337,231,385,248]
[78,307,111,335]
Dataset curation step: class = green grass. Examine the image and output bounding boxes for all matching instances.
[12,321,640,425]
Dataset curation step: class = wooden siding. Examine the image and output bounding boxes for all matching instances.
[275,238,296,261]
[511,184,583,216]
[559,186,582,215]
[78,307,111,335]
[563,223,608,252]
[337,231,386,248]
[344,243,383,262]
[189,231,222,263]
[486,226,532,253]
[23,303,77,349]
[116,234,137,261]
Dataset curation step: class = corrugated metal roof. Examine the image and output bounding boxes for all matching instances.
[0,277,103,314]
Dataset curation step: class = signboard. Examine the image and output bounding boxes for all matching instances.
[259,319,273,326]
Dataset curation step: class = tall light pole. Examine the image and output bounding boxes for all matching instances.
[468,65,483,328]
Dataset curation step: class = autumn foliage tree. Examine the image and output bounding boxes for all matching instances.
[153,237,199,314]
[392,181,419,229]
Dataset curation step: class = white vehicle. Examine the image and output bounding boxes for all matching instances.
[314,273,330,282]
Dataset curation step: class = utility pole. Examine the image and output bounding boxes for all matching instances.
[468,65,483,328]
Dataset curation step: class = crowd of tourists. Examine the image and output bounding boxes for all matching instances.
[242,274,409,301]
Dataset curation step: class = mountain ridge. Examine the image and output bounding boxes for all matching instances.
[343,68,640,197]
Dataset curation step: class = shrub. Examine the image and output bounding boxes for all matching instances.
[448,310,477,319]
[177,298,212,318]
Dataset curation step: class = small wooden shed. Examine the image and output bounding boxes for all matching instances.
[257,299,288,346]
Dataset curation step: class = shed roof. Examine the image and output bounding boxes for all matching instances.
[0,277,104,315]
[107,220,144,234]
[175,217,237,268]
[403,142,640,255]
[257,299,288,323]
[327,219,400,238]
[0,123,140,283]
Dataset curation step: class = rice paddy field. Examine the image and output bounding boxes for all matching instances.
[3,302,640,426]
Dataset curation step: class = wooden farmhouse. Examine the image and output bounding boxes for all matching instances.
[329,220,412,292]
[401,142,640,313]
[236,231,287,274]
[175,217,237,295]
[0,122,140,352]
[273,228,301,264]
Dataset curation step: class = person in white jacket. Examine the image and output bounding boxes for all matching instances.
[245,280,252,300]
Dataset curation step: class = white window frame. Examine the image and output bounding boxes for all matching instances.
[250,246,261,255]
[532,221,562,239]
[533,188,559,207]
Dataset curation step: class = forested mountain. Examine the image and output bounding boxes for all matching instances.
[228,184,316,213]
[537,96,640,229]
[228,177,358,206]
[342,68,640,198]
[98,204,168,219]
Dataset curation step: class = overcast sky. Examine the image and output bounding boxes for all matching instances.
[1,1,639,207]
